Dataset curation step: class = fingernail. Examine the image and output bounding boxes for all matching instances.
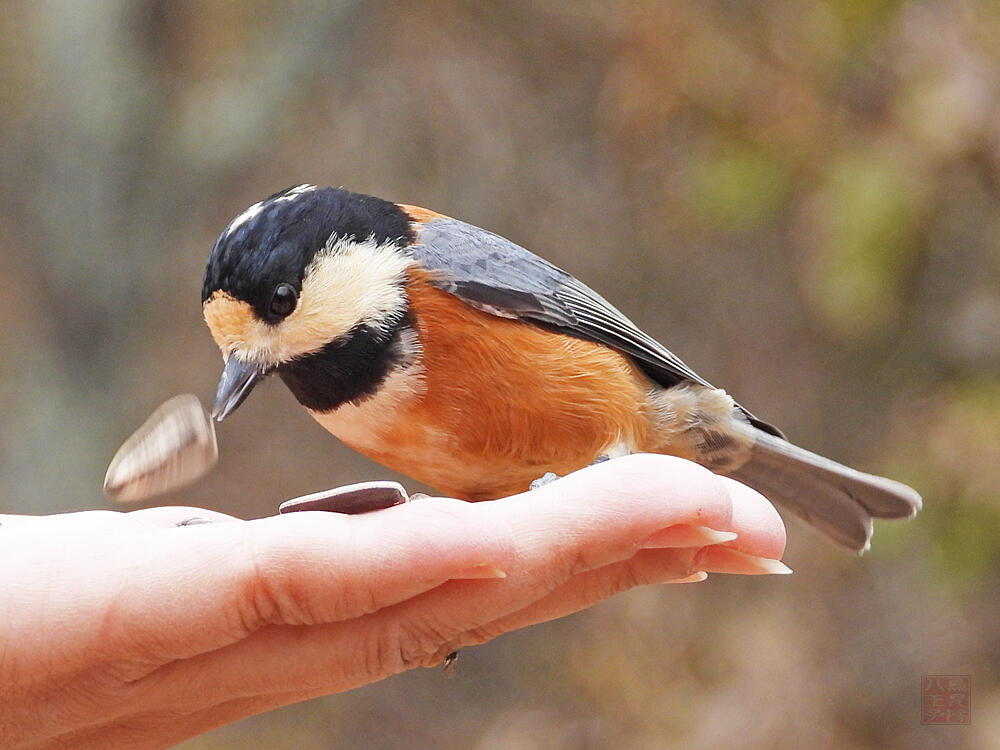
[696,546,793,575]
[642,525,738,549]
[668,571,708,584]
[451,564,508,580]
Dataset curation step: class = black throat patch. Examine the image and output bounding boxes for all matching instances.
[276,312,415,412]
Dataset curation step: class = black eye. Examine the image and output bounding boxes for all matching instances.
[269,283,298,319]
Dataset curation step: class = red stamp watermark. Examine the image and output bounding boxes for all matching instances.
[922,675,971,724]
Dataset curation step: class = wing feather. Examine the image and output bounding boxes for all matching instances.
[410,216,782,436]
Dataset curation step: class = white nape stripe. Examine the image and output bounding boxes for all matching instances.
[274,184,317,203]
[223,200,264,239]
[222,184,318,240]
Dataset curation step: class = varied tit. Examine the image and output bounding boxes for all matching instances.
[202,184,921,551]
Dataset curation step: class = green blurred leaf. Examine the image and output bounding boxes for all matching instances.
[689,141,790,230]
[932,499,1000,594]
[826,0,907,44]
[803,151,920,340]
[880,379,1000,593]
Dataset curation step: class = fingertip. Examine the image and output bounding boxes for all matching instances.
[718,477,786,559]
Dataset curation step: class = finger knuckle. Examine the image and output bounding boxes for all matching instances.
[233,525,313,632]
[563,546,596,578]
[365,619,457,674]
[396,618,455,667]
[579,564,649,603]
[608,562,650,593]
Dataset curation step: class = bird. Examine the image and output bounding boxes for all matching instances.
[201,184,921,552]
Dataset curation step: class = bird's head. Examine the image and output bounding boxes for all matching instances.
[202,185,419,420]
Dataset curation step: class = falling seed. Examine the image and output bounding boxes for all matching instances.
[104,394,218,502]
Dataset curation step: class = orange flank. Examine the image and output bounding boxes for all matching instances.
[318,269,659,500]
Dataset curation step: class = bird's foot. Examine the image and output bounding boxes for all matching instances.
[529,472,560,491]
[530,455,613,490]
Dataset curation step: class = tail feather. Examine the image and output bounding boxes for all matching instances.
[726,427,922,552]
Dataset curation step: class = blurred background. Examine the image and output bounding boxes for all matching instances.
[2,0,998,747]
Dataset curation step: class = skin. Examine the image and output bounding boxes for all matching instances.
[0,455,787,750]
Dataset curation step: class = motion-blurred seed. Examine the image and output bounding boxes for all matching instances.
[104,394,218,502]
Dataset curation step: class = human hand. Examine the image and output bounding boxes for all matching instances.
[0,454,787,750]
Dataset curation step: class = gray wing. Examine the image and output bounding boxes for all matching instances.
[411,217,784,437]
[411,217,712,388]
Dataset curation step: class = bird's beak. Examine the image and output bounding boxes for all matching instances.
[212,356,265,421]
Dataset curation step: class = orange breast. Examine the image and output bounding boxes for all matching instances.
[325,270,657,499]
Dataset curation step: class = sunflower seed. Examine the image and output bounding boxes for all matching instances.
[104,394,218,502]
[278,481,409,514]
